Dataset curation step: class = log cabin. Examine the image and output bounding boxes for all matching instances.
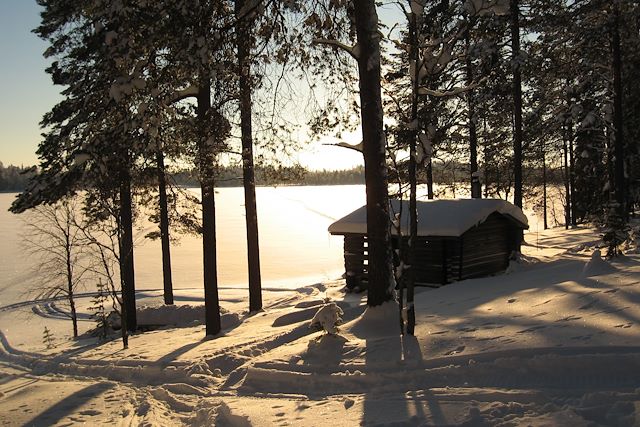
[328,199,529,289]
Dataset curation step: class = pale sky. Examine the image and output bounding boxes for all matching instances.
[0,1,403,171]
[0,1,61,167]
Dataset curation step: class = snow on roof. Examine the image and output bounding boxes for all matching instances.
[328,198,528,237]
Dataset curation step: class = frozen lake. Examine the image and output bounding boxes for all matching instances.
[0,185,367,306]
[0,183,554,308]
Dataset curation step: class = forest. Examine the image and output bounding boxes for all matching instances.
[10,0,639,343]
[0,162,36,192]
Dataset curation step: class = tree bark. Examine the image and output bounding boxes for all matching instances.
[198,81,221,336]
[465,25,481,199]
[562,125,571,229]
[236,0,262,313]
[510,0,523,209]
[568,119,577,226]
[612,2,626,220]
[65,239,78,337]
[406,8,420,335]
[353,0,394,307]
[119,173,137,333]
[542,147,548,230]
[156,148,174,305]
[426,159,434,199]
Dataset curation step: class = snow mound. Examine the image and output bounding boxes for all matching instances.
[505,253,539,274]
[215,402,252,427]
[583,249,616,276]
[309,302,344,334]
[111,304,242,330]
[343,300,400,338]
[304,334,350,365]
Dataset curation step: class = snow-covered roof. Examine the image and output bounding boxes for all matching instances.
[328,198,528,237]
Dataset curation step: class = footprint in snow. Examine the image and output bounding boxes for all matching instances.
[444,345,466,355]
[517,325,547,334]
[579,300,598,310]
[570,334,592,341]
[344,399,355,409]
[614,323,633,329]
[556,315,582,322]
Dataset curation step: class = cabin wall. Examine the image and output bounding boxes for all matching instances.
[341,213,524,289]
[402,237,455,286]
[344,235,368,289]
[458,213,514,281]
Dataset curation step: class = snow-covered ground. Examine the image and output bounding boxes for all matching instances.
[1,224,639,426]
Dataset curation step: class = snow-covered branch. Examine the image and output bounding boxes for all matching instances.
[166,85,200,105]
[322,141,364,153]
[313,39,361,61]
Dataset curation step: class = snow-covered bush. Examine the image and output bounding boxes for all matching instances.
[602,202,629,258]
[309,302,344,335]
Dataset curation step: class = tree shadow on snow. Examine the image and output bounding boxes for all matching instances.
[24,382,114,426]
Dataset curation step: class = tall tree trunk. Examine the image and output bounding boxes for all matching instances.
[119,172,137,333]
[510,0,523,209]
[65,242,78,338]
[236,0,262,313]
[612,2,626,220]
[405,8,420,335]
[156,148,174,305]
[568,120,577,226]
[542,147,548,230]
[353,0,394,307]
[562,125,571,229]
[198,80,221,336]
[465,25,481,199]
[426,159,434,199]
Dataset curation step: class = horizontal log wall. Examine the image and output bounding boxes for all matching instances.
[459,213,512,281]
[344,235,368,289]
[341,213,523,289]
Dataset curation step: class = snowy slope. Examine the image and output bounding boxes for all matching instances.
[0,225,639,426]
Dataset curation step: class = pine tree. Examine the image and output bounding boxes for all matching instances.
[89,281,110,340]
[42,326,55,350]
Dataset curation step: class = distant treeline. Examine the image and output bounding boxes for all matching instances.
[172,165,365,187]
[2,161,564,192]
[0,163,36,192]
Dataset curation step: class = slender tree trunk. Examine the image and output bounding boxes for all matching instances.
[542,147,548,230]
[568,121,577,226]
[510,0,523,209]
[66,243,78,337]
[405,8,420,335]
[119,173,137,333]
[612,3,626,220]
[236,0,262,312]
[562,125,571,229]
[198,80,221,336]
[156,149,174,305]
[353,0,394,307]
[465,26,481,199]
[426,159,434,199]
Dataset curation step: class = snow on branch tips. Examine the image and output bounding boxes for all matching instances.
[313,39,361,61]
